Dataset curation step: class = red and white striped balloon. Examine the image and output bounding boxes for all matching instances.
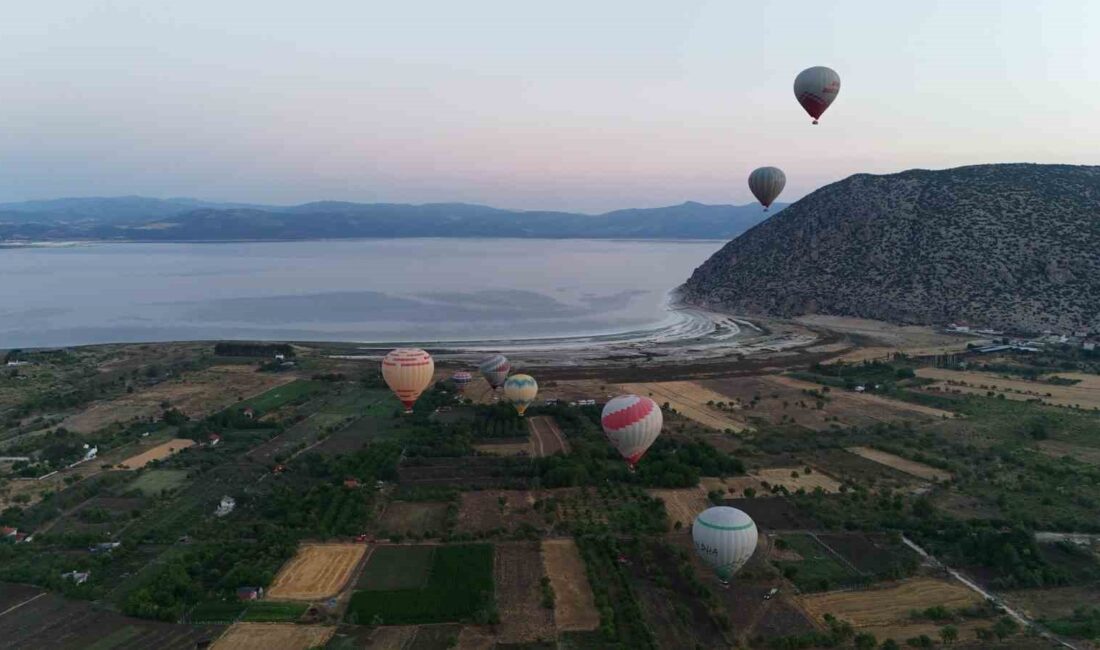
[381,348,434,413]
[601,395,663,468]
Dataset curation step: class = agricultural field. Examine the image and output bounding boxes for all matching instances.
[0,585,224,650]
[211,622,335,650]
[346,544,494,625]
[118,438,195,469]
[646,486,709,530]
[751,466,843,494]
[356,545,437,591]
[528,415,569,456]
[798,577,990,643]
[48,495,145,535]
[126,468,191,495]
[398,457,528,489]
[722,496,821,530]
[540,538,599,632]
[455,489,543,535]
[472,439,530,456]
[267,543,368,601]
[918,366,1100,410]
[618,380,748,431]
[61,364,295,434]
[846,446,952,482]
[771,533,867,593]
[377,501,451,537]
[237,379,325,414]
[493,541,554,643]
[1038,439,1100,465]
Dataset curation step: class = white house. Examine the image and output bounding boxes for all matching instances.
[215,496,236,517]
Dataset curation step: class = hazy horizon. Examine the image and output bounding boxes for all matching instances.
[3,1,1097,212]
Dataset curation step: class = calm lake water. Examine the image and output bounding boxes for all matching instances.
[0,239,724,348]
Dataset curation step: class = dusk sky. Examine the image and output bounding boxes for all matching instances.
[2,1,1096,212]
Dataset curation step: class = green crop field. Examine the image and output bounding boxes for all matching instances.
[239,380,325,413]
[772,533,867,593]
[356,545,436,591]
[346,544,494,624]
[240,600,309,622]
[189,600,247,623]
[127,469,190,496]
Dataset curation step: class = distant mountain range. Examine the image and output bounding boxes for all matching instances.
[0,196,780,241]
[681,163,1100,333]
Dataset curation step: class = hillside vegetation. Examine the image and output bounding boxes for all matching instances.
[681,164,1100,333]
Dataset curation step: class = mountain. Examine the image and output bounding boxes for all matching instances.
[0,199,777,241]
[680,164,1100,334]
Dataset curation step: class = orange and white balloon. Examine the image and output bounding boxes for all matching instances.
[601,394,662,468]
[382,348,434,413]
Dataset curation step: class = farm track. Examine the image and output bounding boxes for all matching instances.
[527,416,568,457]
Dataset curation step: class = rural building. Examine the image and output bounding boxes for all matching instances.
[208,433,221,447]
[242,407,256,419]
[61,571,90,584]
[236,586,264,601]
[1,526,17,539]
[89,542,121,554]
[215,496,236,517]
[343,478,360,489]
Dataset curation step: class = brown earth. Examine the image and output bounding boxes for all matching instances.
[471,441,530,457]
[377,502,450,537]
[118,439,196,470]
[267,543,367,601]
[62,365,296,434]
[646,486,709,530]
[455,490,544,534]
[541,538,599,632]
[847,447,952,482]
[211,623,335,650]
[494,542,555,644]
[528,415,569,456]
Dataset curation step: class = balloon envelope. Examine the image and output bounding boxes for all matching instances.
[793,66,840,123]
[478,354,511,389]
[382,348,435,412]
[692,506,759,581]
[504,374,538,416]
[601,395,662,467]
[748,167,786,210]
[451,371,473,392]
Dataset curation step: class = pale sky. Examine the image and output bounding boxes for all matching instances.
[1,1,1096,212]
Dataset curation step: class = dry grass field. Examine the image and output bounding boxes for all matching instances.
[62,365,296,433]
[118,438,196,469]
[456,490,542,534]
[917,367,1100,410]
[267,543,367,601]
[211,623,335,650]
[647,486,710,529]
[799,578,983,640]
[494,542,555,643]
[618,381,748,431]
[541,538,599,632]
[377,501,450,536]
[752,467,843,493]
[847,447,952,482]
[1038,440,1100,465]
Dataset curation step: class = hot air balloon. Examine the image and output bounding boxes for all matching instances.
[692,506,758,584]
[504,374,538,416]
[748,167,786,211]
[451,371,472,393]
[794,66,840,124]
[478,354,511,390]
[601,395,662,469]
[381,348,434,413]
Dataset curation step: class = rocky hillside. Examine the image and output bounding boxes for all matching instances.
[681,164,1100,333]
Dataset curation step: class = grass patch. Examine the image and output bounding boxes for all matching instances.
[127,469,190,496]
[772,534,867,593]
[189,599,247,623]
[357,545,436,591]
[239,380,325,413]
[346,544,494,624]
[241,600,309,622]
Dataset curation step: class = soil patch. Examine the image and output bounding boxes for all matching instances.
[118,439,196,470]
[494,542,554,643]
[540,538,599,632]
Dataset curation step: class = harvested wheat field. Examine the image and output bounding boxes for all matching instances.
[212,623,335,650]
[751,467,842,493]
[495,542,554,643]
[63,365,297,433]
[541,538,599,632]
[618,381,747,431]
[847,447,951,482]
[799,578,982,640]
[647,486,709,529]
[118,439,196,469]
[267,543,367,601]
[917,367,1100,410]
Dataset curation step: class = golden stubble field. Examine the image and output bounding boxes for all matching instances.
[267,543,368,601]
[541,538,599,632]
[118,438,195,469]
[799,578,984,641]
[62,364,297,433]
[917,367,1100,410]
[846,447,952,482]
[212,623,335,650]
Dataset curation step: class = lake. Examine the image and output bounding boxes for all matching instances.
[0,239,724,348]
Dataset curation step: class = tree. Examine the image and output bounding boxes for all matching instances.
[939,625,958,645]
[880,640,900,650]
[855,632,877,649]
